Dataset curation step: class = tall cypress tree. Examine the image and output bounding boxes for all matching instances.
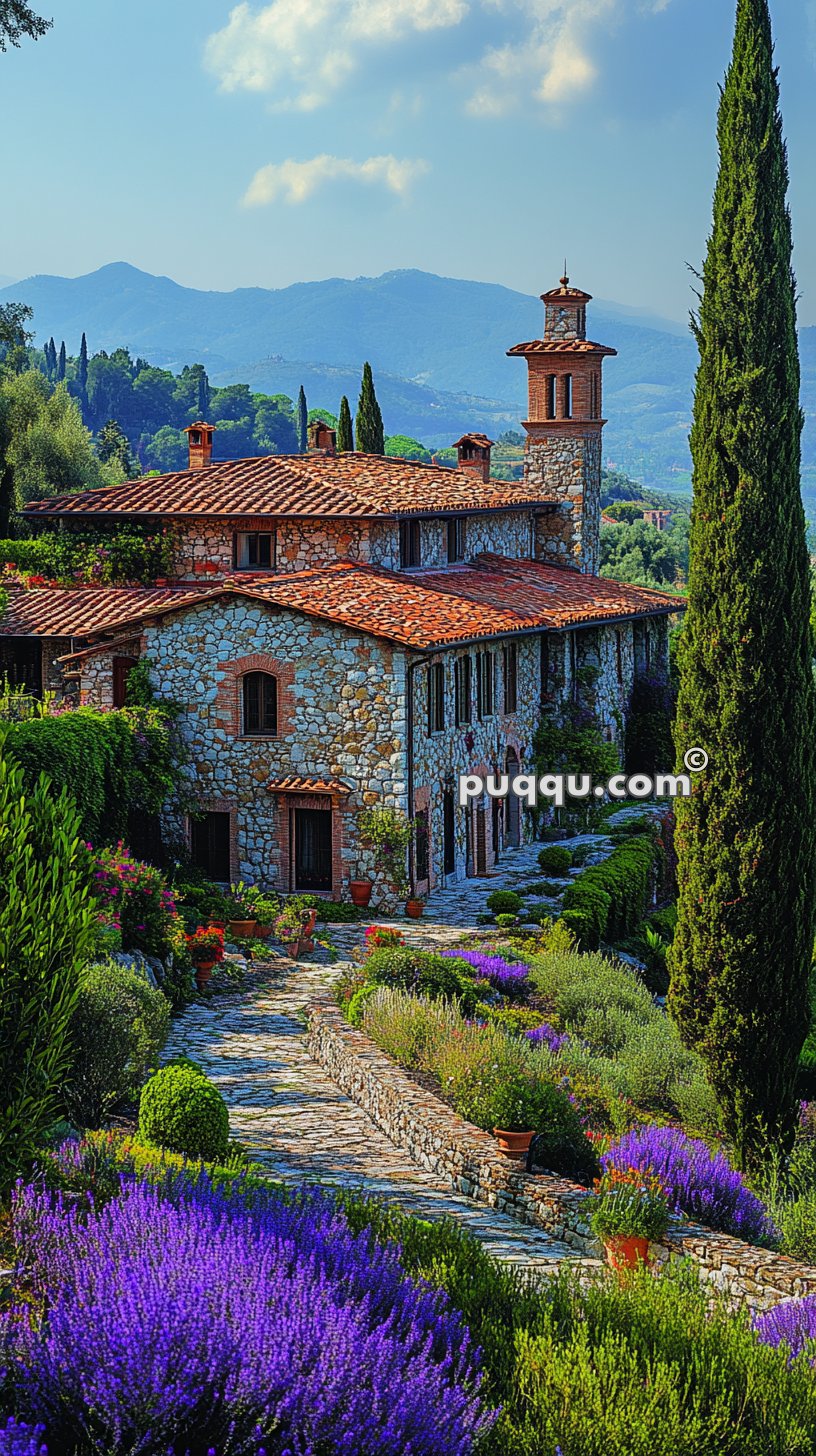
[77,331,89,411]
[669,0,816,1169]
[46,336,56,379]
[337,395,353,452]
[296,385,308,453]
[355,361,384,454]
[57,340,66,382]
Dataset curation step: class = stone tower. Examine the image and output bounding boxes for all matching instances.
[508,274,616,574]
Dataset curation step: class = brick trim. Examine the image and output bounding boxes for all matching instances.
[187,797,239,884]
[214,653,296,737]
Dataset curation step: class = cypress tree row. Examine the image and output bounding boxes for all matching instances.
[355,361,384,454]
[669,0,816,1169]
[337,394,353,452]
[296,385,308,453]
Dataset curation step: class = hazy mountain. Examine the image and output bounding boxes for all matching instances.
[2,262,813,482]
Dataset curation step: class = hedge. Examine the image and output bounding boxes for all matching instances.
[560,834,659,950]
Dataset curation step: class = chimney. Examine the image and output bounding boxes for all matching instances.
[452,433,493,484]
[307,419,337,456]
[184,422,215,470]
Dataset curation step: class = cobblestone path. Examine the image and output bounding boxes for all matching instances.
[163,843,598,1274]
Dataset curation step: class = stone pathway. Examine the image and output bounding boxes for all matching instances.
[163,843,601,1274]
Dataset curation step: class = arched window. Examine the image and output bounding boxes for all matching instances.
[242,672,277,736]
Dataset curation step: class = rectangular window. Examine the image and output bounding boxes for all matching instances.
[447,516,467,564]
[112,655,137,708]
[399,519,421,569]
[454,655,472,725]
[427,662,445,734]
[546,375,557,420]
[242,672,278,736]
[233,531,275,571]
[564,375,573,419]
[503,642,518,714]
[476,651,494,719]
[590,373,599,419]
[415,808,429,882]
[190,811,231,882]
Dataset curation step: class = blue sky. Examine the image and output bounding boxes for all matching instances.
[1,0,815,323]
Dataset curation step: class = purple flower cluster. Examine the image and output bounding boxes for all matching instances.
[603,1125,777,1245]
[442,948,529,994]
[0,1174,490,1456]
[525,1023,568,1055]
[0,1420,47,1456]
[753,1296,816,1361]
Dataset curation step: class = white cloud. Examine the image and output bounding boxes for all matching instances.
[242,154,430,205]
[206,0,672,113]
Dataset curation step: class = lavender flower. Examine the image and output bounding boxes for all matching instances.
[442,949,529,994]
[525,1023,568,1054]
[753,1296,816,1362]
[0,1420,47,1456]
[603,1125,777,1244]
[1,1174,491,1456]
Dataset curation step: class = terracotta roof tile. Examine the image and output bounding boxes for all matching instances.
[22,452,555,522]
[266,775,352,795]
[507,339,617,357]
[0,585,215,638]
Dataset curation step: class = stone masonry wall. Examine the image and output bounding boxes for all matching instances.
[307,997,816,1313]
[527,432,602,574]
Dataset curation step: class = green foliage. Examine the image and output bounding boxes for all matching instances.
[90,842,181,958]
[0,528,174,583]
[384,434,430,461]
[138,1062,230,1162]
[561,834,658,949]
[355,361,385,454]
[0,749,97,1198]
[600,516,689,590]
[296,384,307,453]
[0,370,102,509]
[63,959,170,1128]
[337,394,353,453]
[537,846,572,875]
[362,946,484,1016]
[1,704,184,844]
[670,0,816,1170]
[358,803,413,897]
[495,912,518,928]
[486,889,522,914]
[483,1006,549,1036]
[624,674,676,775]
[315,899,360,922]
[532,705,620,833]
[589,1165,671,1243]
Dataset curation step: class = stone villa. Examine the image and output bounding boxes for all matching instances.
[1,276,680,901]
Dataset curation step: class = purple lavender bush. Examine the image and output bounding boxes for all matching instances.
[0,1421,47,1456]
[0,1174,491,1456]
[753,1295,816,1361]
[525,1024,568,1055]
[442,949,529,994]
[603,1125,778,1244]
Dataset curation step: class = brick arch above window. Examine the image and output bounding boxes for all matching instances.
[214,653,296,738]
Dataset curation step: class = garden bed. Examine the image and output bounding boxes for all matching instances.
[307,995,816,1312]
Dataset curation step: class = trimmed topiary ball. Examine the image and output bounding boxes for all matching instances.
[486,889,522,915]
[138,1063,229,1162]
[537,846,573,875]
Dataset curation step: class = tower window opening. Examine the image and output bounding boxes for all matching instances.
[564,375,573,419]
[546,375,557,420]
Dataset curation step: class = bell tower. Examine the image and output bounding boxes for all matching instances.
[508,273,616,574]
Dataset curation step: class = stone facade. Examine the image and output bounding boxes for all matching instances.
[528,430,603,574]
[307,996,816,1313]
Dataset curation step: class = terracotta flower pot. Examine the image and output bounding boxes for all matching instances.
[284,940,300,959]
[303,909,318,936]
[194,960,215,990]
[493,1128,535,1162]
[254,923,273,939]
[227,918,256,938]
[405,898,424,919]
[349,880,373,908]
[207,920,226,931]
[603,1235,651,1272]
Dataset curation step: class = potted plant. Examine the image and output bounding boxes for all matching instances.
[185,925,224,990]
[249,892,280,939]
[488,1075,539,1162]
[589,1165,671,1271]
[226,882,256,938]
[349,876,373,908]
[405,893,426,919]
[274,902,310,959]
[358,805,413,905]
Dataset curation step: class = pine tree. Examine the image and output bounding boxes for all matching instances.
[296,385,308,454]
[337,395,353,452]
[57,340,66,382]
[669,0,816,1169]
[355,362,384,454]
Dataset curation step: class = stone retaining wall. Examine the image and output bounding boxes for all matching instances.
[307,995,816,1312]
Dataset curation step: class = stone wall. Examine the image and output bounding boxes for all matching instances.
[307,996,816,1313]
[527,430,602,574]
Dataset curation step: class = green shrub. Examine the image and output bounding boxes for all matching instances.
[63,959,170,1127]
[562,834,658,949]
[363,946,484,1015]
[495,912,518,928]
[361,987,463,1070]
[0,751,97,1199]
[346,982,380,1027]
[484,1006,550,1036]
[486,889,522,915]
[537,846,573,875]
[315,900,360,922]
[138,1063,230,1161]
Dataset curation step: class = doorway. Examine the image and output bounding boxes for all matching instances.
[293,807,333,891]
[191,811,231,882]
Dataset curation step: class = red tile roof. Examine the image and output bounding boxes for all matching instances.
[22,452,555,522]
[51,556,682,656]
[0,585,214,638]
[507,339,617,357]
[266,775,352,796]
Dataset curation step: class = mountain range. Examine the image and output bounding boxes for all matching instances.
[2,262,814,487]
